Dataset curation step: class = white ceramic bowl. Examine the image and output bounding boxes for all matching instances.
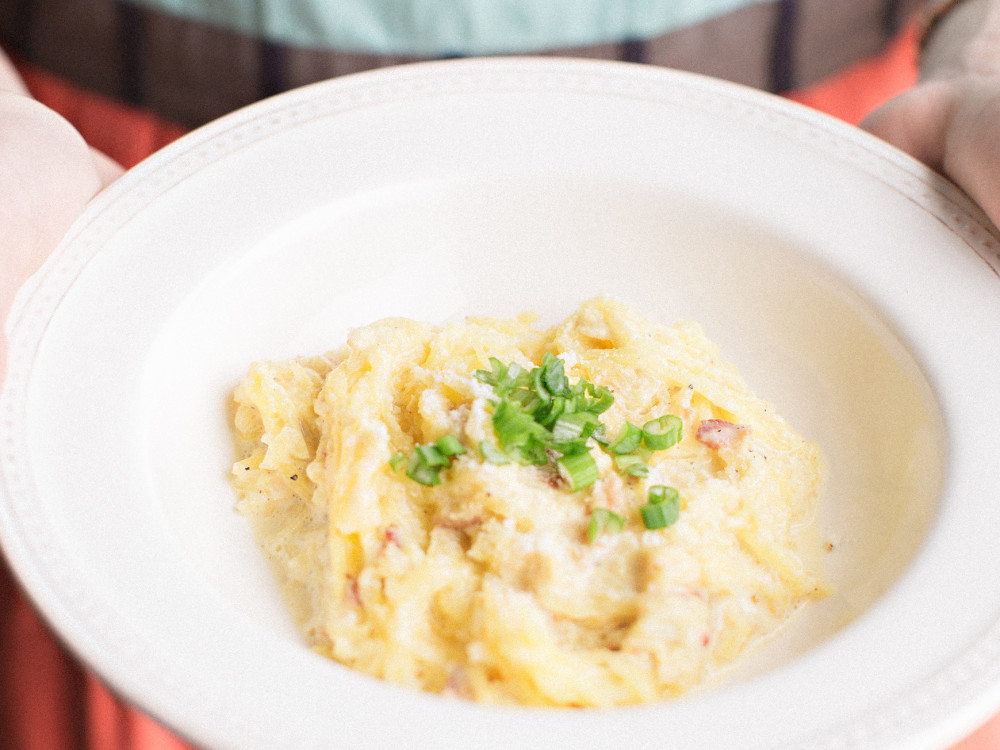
[3,57,1000,750]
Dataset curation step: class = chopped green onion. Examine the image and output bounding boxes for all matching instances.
[473,358,504,387]
[640,503,671,529]
[647,485,679,506]
[510,388,544,414]
[406,450,443,485]
[414,443,448,468]
[557,451,600,491]
[479,441,510,464]
[551,439,590,456]
[490,397,549,466]
[531,364,550,402]
[435,434,466,457]
[539,352,570,395]
[641,485,680,529]
[552,411,599,443]
[613,453,649,477]
[582,382,614,414]
[536,395,568,429]
[396,434,465,484]
[475,354,666,489]
[642,415,683,451]
[609,422,643,455]
[474,358,527,395]
[587,507,625,542]
[508,440,549,466]
[492,397,545,450]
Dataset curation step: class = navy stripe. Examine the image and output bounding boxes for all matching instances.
[116,1,144,106]
[769,0,797,92]
[882,0,906,37]
[621,38,646,64]
[259,39,286,99]
[9,0,35,58]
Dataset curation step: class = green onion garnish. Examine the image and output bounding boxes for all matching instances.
[647,484,679,506]
[478,441,510,464]
[613,452,650,477]
[581,382,614,414]
[552,411,600,443]
[406,450,444,485]
[641,485,680,529]
[397,435,466,485]
[640,503,671,529]
[435,434,466,457]
[474,358,529,396]
[491,397,549,465]
[609,422,643,455]
[557,451,600,491]
[642,415,683,451]
[410,354,688,497]
[590,422,609,446]
[539,352,570,395]
[587,507,625,542]
[414,443,448,468]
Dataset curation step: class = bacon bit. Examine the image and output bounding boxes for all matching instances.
[442,668,473,699]
[384,525,402,548]
[679,385,696,429]
[696,419,746,450]
[701,632,711,647]
[345,576,362,607]
[435,515,483,531]
[601,473,625,512]
[681,587,708,601]
[376,525,403,558]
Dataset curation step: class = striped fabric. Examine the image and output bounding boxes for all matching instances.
[1,0,922,128]
[118,0,775,57]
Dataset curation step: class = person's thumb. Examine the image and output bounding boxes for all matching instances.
[860,78,958,174]
[0,94,108,383]
[938,78,1000,230]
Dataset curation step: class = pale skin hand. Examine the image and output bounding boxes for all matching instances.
[863,0,1000,228]
[0,49,122,384]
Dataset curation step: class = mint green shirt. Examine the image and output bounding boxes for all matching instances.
[124,0,766,55]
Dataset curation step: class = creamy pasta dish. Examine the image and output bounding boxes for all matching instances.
[229,297,828,706]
